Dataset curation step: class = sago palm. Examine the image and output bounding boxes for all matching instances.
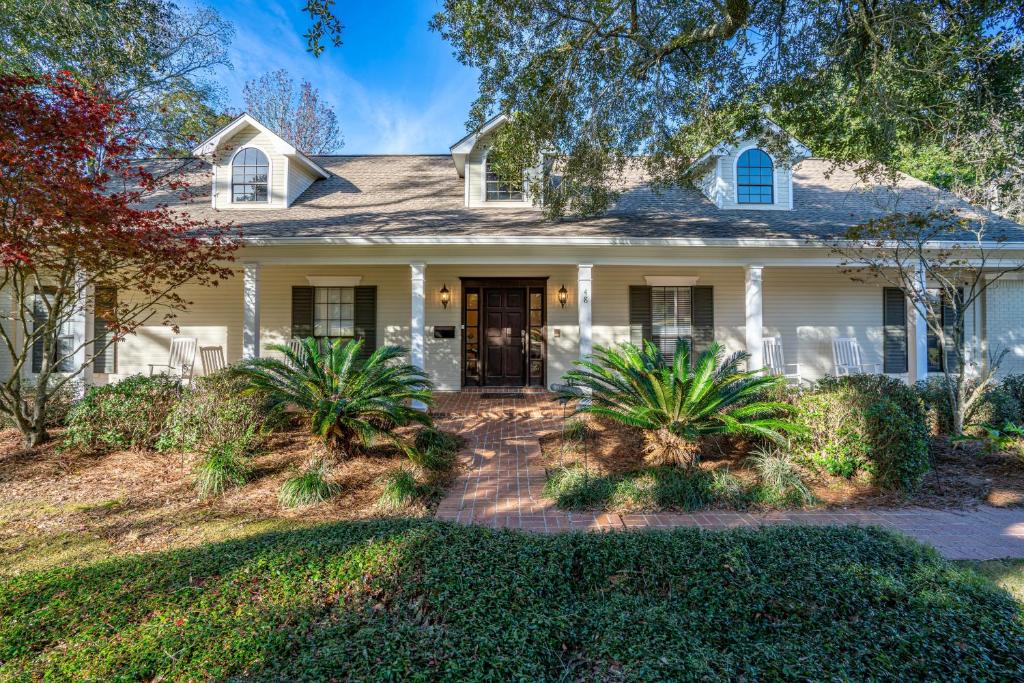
[238,338,433,457]
[559,340,800,468]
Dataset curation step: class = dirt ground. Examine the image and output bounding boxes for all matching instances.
[0,426,454,575]
[539,418,1024,510]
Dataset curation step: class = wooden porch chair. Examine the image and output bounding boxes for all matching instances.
[149,336,197,384]
[285,338,307,367]
[832,337,881,376]
[762,336,802,384]
[199,346,226,375]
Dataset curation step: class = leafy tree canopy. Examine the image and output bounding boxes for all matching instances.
[431,0,1024,218]
[0,0,235,155]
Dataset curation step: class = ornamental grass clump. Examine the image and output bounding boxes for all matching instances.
[376,469,420,511]
[559,340,800,468]
[192,439,251,500]
[238,338,433,459]
[279,457,338,508]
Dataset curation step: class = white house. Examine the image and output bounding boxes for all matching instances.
[21,113,1024,389]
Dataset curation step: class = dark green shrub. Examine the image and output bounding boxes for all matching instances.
[795,375,929,490]
[63,375,180,452]
[157,369,276,454]
[192,439,251,500]
[916,376,1021,435]
[1000,373,1024,421]
[0,379,82,429]
[544,464,716,511]
[409,426,459,472]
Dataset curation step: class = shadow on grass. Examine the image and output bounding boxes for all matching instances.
[2,520,1023,680]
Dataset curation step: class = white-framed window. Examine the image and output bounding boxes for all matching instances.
[484,156,524,201]
[651,286,693,362]
[313,287,355,338]
[231,147,269,203]
[736,148,774,204]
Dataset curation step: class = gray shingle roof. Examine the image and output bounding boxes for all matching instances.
[145,155,1024,243]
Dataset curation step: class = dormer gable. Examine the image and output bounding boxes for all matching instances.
[450,114,541,209]
[191,113,329,210]
[691,120,812,211]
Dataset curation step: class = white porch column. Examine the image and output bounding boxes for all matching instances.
[908,265,929,383]
[744,265,764,371]
[71,274,91,395]
[577,264,593,360]
[410,263,426,410]
[242,262,261,360]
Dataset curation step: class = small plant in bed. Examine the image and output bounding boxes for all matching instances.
[746,444,816,507]
[558,340,800,468]
[545,464,716,511]
[237,338,433,461]
[409,426,460,472]
[377,469,421,511]
[279,457,338,508]
[192,439,251,500]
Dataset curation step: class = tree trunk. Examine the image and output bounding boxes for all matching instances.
[23,424,49,449]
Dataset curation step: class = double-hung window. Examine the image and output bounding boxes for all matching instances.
[313,287,355,340]
[651,286,694,363]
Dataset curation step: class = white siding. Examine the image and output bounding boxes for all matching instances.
[986,278,1024,377]
[212,125,287,209]
[286,159,318,205]
[699,139,793,210]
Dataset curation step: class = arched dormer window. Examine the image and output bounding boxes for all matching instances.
[736,148,774,204]
[231,147,269,203]
[484,154,524,201]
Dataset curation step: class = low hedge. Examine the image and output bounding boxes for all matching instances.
[62,375,181,452]
[794,374,930,490]
[157,369,277,454]
[1,521,1021,679]
[916,376,1021,435]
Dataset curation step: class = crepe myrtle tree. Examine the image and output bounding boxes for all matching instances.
[831,209,1024,435]
[0,73,239,447]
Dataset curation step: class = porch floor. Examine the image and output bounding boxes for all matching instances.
[432,391,1024,560]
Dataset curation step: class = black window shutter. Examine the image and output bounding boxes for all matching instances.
[291,286,314,340]
[691,286,715,359]
[93,287,117,374]
[628,285,652,348]
[31,289,46,373]
[353,286,377,359]
[942,287,964,372]
[882,287,907,373]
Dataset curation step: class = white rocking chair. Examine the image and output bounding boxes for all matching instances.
[199,345,226,375]
[762,336,802,384]
[285,338,307,367]
[149,336,197,384]
[832,337,881,376]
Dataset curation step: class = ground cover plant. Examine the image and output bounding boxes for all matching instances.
[1,521,1021,680]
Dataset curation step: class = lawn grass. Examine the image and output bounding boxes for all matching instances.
[964,559,1024,603]
[2,521,1022,680]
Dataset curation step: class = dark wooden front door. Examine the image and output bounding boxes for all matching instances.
[483,287,526,385]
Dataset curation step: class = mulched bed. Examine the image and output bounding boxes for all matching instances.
[0,426,455,572]
[539,418,1024,510]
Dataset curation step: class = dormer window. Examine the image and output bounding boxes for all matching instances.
[232,147,269,203]
[485,155,524,201]
[736,149,774,204]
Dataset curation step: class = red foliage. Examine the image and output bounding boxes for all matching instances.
[0,72,239,334]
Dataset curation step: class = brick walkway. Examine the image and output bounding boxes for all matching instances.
[433,391,1024,560]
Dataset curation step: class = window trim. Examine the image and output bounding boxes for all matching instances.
[312,286,357,340]
[229,145,272,205]
[481,150,526,203]
[734,147,775,205]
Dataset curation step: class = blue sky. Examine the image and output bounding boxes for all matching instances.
[206,0,479,154]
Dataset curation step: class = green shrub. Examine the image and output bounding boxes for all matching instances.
[1000,373,1024,421]
[377,469,420,511]
[746,445,815,507]
[917,376,1021,435]
[63,375,181,452]
[544,464,715,512]
[192,440,250,500]
[795,375,929,490]
[279,458,338,508]
[157,369,276,454]
[560,341,799,468]
[409,426,459,472]
[0,378,82,430]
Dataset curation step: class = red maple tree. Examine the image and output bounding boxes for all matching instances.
[0,73,239,446]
